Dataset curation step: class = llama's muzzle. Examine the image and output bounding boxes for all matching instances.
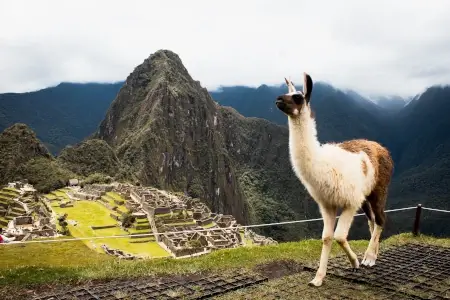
[276,96,286,110]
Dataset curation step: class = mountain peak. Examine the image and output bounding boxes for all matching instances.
[124,49,193,91]
[0,123,52,184]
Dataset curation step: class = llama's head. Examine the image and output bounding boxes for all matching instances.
[276,72,313,117]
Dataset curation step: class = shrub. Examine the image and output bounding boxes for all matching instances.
[121,212,136,228]
[84,173,112,184]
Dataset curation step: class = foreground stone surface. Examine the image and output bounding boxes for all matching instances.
[13,242,450,300]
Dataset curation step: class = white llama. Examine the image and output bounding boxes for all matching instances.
[276,73,394,287]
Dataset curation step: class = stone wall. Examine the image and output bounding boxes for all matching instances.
[14,216,32,225]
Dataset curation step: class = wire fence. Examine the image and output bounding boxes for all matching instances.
[1,205,448,246]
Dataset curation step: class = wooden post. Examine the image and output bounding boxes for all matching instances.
[413,204,422,236]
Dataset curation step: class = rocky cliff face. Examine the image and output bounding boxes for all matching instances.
[95,50,314,235]
[96,50,248,223]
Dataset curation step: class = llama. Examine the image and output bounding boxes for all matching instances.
[276,73,393,287]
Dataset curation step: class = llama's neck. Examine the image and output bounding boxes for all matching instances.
[288,106,321,168]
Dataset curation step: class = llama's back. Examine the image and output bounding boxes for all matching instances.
[337,139,394,191]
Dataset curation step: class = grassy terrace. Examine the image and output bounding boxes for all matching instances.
[0,233,448,288]
[202,222,217,229]
[101,192,127,214]
[42,188,167,259]
[49,199,168,257]
[0,188,22,228]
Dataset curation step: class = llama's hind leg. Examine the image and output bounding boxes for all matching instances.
[362,222,383,266]
[309,205,337,287]
[362,191,386,267]
[334,207,359,270]
[361,200,375,236]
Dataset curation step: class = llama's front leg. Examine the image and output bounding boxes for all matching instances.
[309,205,337,287]
[334,207,359,270]
[368,219,374,236]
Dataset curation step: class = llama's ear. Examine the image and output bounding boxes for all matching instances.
[303,72,313,102]
[285,77,296,93]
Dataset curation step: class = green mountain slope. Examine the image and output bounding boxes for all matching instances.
[0,82,123,154]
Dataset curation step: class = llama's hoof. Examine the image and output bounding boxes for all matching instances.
[308,277,323,287]
[362,253,377,267]
[351,257,360,269]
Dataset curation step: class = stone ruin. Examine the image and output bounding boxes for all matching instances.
[5,215,57,241]
[68,179,79,186]
[130,187,182,215]
[1,182,56,241]
[244,229,278,246]
[72,184,114,200]
[28,181,276,259]
[160,226,242,257]
[120,186,246,258]
[100,244,141,260]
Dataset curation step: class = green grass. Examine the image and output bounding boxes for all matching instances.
[0,191,15,199]
[49,200,167,258]
[0,238,112,269]
[52,191,68,198]
[3,187,20,195]
[202,222,216,229]
[103,192,128,213]
[166,221,197,226]
[106,192,123,201]
[0,216,8,225]
[155,212,172,218]
[44,194,57,200]
[136,218,150,224]
[128,228,152,234]
[1,233,448,288]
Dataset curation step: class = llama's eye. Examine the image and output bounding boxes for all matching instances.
[292,94,304,105]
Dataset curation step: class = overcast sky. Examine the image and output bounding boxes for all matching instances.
[1,0,450,97]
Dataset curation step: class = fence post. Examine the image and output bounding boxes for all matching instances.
[412,204,422,236]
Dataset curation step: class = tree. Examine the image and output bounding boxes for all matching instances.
[57,213,69,235]
[121,212,136,228]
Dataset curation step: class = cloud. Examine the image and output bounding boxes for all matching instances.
[1,0,450,97]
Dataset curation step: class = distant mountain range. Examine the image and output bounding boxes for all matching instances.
[1,50,449,240]
[0,82,123,153]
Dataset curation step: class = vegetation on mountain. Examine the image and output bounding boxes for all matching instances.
[0,124,129,193]
[0,123,74,192]
[21,157,75,193]
[57,138,130,179]
[0,123,51,184]
[0,82,123,154]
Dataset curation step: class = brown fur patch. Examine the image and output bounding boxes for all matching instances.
[361,160,368,176]
[337,139,394,227]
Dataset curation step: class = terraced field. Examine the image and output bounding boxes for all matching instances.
[0,187,22,228]
[47,189,169,258]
